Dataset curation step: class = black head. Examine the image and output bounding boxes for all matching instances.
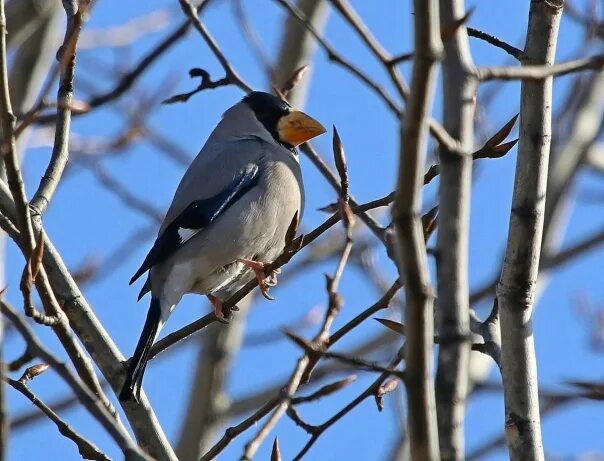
[242,91,292,147]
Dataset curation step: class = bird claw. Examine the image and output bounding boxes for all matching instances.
[207,294,230,323]
[265,272,278,287]
[237,258,279,300]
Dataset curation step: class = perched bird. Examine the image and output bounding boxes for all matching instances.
[120,91,326,401]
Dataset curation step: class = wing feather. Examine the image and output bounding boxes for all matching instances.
[129,165,260,285]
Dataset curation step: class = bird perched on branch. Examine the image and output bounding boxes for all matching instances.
[120,91,326,401]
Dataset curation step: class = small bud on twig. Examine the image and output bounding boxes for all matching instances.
[18,363,50,384]
[374,377,400,411]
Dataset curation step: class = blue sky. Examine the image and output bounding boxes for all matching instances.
[4,0,604,460]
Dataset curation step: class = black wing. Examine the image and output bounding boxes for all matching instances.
[130,165,260,286]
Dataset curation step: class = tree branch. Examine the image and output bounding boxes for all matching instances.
[0,302,148,460]
[178,0,252,93]
[30,2,84,216]
[496,1,564,459]
[3,375,110,461]
[391,1,442,459]
[476,54,604,80]
[435,1,475,459]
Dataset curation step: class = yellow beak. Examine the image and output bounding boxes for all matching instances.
[277,110,326,147]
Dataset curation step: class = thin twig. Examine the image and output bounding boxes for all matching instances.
[292,347,405,460]
[3,376,111,461]
[178,0,252,93]
[277,0,464,155]
[0,302,147,460]
[30,0,216,125]
[272,0,400,114]
[467,26,523,60]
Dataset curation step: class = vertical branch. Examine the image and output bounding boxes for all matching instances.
[175,299,250,461]
[0,0,34,249]
[0,4,13,453]
[391,0,442,460]
[272,0,329,107]
[496,1,564,460]
[30,0,83,216]
[435,1,475,460]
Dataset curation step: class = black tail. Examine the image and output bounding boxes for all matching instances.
[119,298,161,402]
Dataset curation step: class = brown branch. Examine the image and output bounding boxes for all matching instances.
[279,0,464,155]
[196,286,401,459]
[286,332,406,379]
[326,0,408,100]
[30,1,216,125]
[178,0,252,93]
[0,302,148,460]
[272,0,401,114]
[467,26,523,60]
[3,376,110,461]
[291,375,357,405]
[292,347,405,460]
[300,143,386,243]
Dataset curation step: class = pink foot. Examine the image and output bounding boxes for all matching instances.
[207,294,228,323]
[237,258,277,300]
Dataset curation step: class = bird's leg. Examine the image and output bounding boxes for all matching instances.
[237,258,277,300]
[207,294,229,323]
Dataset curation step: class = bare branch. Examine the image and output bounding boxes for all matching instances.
[3,376,110,461]
[391,0,442,458]
[0,302,148,460]
[435,1,476,459]
[292,347,405,460]
[30,2,84,216]
[476,54,604,81]
[0,0,35,252]
[178,0,252,93]
[0,184,178,460]
[272,0,400,114]
[496,1,564,459]
[240,131,355,460]
[467,27,523,60]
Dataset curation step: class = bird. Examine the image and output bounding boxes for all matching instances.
[119,91,326,401]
